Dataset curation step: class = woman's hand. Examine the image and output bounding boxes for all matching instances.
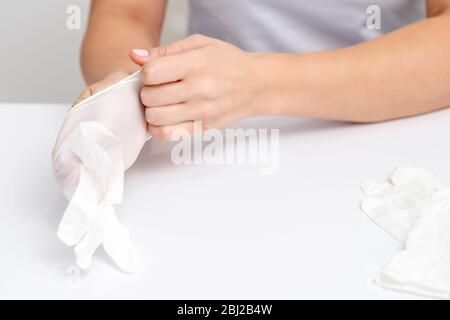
[129,35,268,140]
[72,71,132,108]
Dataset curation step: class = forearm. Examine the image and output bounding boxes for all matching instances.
[260,9,450,122]
[81,0,166,84]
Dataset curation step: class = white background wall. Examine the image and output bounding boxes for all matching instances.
[0,0,188,103]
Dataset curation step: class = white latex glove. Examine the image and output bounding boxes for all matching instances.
[52,71,149,273]
[361,167,450,299]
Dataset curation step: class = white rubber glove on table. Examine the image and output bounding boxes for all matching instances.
[361,167,450,299]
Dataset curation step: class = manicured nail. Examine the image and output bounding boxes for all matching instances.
[132,49,149,57]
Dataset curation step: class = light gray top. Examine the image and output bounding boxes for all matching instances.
[188,0,426,52]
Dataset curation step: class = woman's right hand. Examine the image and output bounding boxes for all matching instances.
[72,71,132,108]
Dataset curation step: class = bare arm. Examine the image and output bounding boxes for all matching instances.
[112,0,450,139]
[260,0,450,122]
[81,0,166,84]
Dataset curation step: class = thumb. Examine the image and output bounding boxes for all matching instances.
[129,49,151,66]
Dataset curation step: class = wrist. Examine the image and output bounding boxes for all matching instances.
[105,70,135,81]
[84,64,139,86]
[248,53,298,117]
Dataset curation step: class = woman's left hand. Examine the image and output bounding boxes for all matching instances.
[130,35,267,140]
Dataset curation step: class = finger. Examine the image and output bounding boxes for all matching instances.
[130,35,212,67]
[145,104,194,126]
[72,87,92,108]
[129,49,151,66]
[153,34,213,57]
[140,81,188,107]
[148,121,199,141]
[141,53,192,85]
[73,223,103,270]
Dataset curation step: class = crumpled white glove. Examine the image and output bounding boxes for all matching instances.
[52,71,149,273]
[361,167,450,299]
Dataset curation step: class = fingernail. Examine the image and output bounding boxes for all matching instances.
[132,49,149,57]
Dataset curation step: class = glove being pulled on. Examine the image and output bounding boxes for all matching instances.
[52,71,149,273]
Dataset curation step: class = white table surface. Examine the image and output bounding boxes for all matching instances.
[2,102,449,300]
